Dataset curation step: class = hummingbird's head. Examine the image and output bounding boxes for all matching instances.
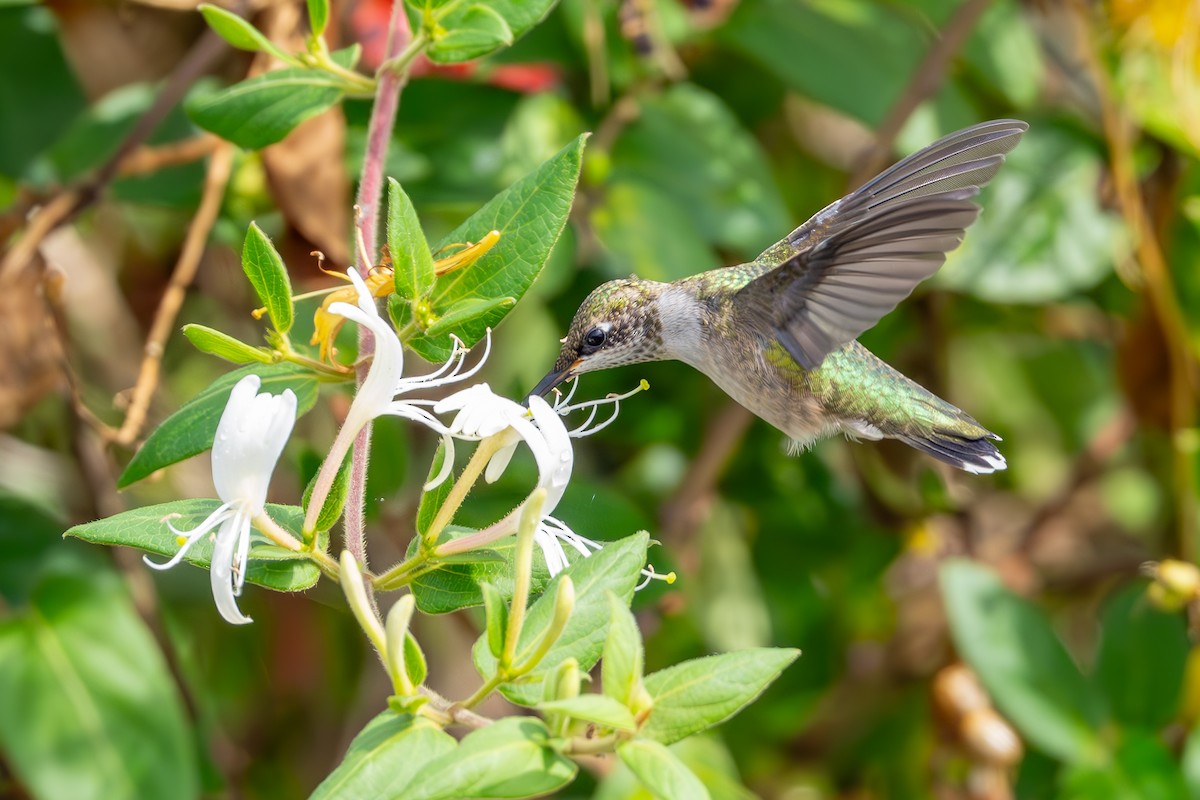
[531,278,666,397]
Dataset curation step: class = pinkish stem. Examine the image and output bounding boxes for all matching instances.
[344,2,415,571]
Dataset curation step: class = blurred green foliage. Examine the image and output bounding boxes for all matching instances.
[4,0,1200,797]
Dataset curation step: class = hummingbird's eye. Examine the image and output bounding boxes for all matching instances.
[583,326,608,350]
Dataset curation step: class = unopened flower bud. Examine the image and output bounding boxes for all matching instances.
[545,657,582,703]
[961,707,1023,767]
[385,594,416,695]
[1145,559,1200,612]
[932,662,990,722]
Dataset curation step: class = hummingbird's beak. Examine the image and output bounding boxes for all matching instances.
[529,359,581,400]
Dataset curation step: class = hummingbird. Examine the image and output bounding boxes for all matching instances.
[531,119,1028,474]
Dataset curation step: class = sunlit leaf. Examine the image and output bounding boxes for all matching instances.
[407,134,586,362]
[187,69,344,150]
[405,717,576,800]
[242,222,294,333]
[311,713,455,800]
[618,740,711,800]
[640,648,800,745]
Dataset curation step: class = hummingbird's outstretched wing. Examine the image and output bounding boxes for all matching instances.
[737,119,1027,371]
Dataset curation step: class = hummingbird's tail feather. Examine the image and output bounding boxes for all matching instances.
[894,428,1007,475]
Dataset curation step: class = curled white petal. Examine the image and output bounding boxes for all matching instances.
[210,508,254,625]
[423,435,457,492]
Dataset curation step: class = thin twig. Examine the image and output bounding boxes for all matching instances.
[117,134,222,178]
[112,143,235,447]
[849,0,993,187]
[0,191,82,284]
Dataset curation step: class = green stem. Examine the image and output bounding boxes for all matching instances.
[379,29,431,77]
[373,549,437,591]
[254,512,339,580]
[460,496,546,709]
[563,733,620,756]
[278,349,354,380]
[502,491,544,666]
[461,672,506,709]
[423,434,507,548]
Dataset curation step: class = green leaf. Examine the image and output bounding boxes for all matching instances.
[416,442,452,538]
[1094,581,1189,730]
[302,451,351,534]
[404,631,428,687]
[65,500,321,592]
[187,68,344,150]
[242,222,294,333]
[940,559,1105,764]
[330,44,362,70]
[118,364,319,488]
[601,592,643,708]
[1183,725,1200,800]
[597,737,752,800]
[182,323,273,364]
[1061,731,1187,800]
[427,0,553,64]
[311,713,455,800]
[387,178,435,301]
[408,527,551,615]
[481,582,509,659]
[0,568,200,800]
[428,3,513,64]
[473,533,649,706]
[964,0,1043,109]
[538,694,637,732]
[423,296,515,338]
[640,647,800,745]
[406,717,576,800]
[590,180,721,282]
[306,0,330,38]
[720,0,922,126]
[407,134,587,362]
[0,494,63,605]
[617,740,711,800]
[199,4,285,58]
[610,84,790,259]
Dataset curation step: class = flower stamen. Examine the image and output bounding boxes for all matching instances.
[548,378,649,438]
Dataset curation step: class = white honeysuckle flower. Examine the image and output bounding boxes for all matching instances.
[434,384,671,585]
[145,374,297,625]
[324,268,490,490]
